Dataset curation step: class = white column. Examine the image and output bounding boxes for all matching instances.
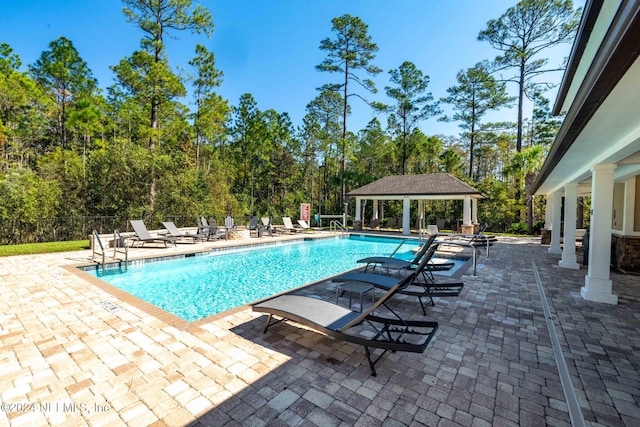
[549,191,563,254]
[544,194,553,229]
[471,198,478,224]
[402,197,411,235]
[418,200,424,231]
[463,196,471,226]
[582,164,618,304]
[372,200,379,220]
[622,177,635,234]
[355,198,362,221]
[559,182,580,269]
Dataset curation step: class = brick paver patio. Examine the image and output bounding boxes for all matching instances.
[0,234,638,426]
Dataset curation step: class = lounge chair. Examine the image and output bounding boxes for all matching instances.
[297,219,315,233]
[161,221,206,243]
[334,244,464,315]
[252,269,438,376]
[129,220,176,248]
[276,216,300,234]
[356,235,444,273]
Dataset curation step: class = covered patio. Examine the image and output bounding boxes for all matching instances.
[347,173,485,236]
[534,0,640,304]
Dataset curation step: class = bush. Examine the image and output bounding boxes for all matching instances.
[507,222,528,235]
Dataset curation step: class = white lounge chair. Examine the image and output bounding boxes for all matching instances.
[297,219,315,233]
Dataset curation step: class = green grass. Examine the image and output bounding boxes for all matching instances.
[0,240,91,257]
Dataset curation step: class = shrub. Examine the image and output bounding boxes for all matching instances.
[507,222,528,235]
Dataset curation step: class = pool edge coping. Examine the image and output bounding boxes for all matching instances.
[65,233,346,330]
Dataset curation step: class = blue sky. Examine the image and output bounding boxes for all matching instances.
[1,0,582,137]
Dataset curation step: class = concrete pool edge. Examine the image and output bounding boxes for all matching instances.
[66,232,467,329]
[66,233,350,330]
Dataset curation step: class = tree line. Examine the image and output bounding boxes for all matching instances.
[0,0,580,244]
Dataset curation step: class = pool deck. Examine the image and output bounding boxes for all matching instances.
[0,232,639,426]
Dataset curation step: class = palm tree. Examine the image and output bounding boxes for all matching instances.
[503,145,544,234]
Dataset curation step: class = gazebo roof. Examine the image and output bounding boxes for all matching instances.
[347,173,485,198]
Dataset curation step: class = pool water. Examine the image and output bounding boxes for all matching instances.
[88,236,456,321]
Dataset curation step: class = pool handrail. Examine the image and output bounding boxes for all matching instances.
[330,220,348,236]
[113,229,128,264]
[437,232,493,259]
[387,238,409,258]
[433,238,478,276]
[91,229,105,266]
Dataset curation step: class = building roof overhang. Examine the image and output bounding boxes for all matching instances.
[534,0,640,195]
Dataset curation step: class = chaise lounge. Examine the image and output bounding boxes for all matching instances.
[252,266,438,376]
[129,220,177,248]
[161,221,207,243]
[334,243,464,315]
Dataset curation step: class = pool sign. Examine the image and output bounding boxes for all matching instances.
[300,203,311,221]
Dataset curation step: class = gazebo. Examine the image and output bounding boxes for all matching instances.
[347,173,485,235]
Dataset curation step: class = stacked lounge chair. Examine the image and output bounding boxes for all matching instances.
[334,241,464,315]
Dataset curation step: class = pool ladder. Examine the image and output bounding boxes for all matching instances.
[329,220,348,236]
[91,229,129,267]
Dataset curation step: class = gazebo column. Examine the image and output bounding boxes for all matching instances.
[472,198,478,224]
[549,190,563,254]
[418,200,424,232]
[461,196,474,234]
[559,183,580,269]
[372,200,379,221]
[402,197,411,235]
[352,197,363,231]
[582,164,618,304]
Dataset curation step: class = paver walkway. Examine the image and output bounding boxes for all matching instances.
[0,235,638,426]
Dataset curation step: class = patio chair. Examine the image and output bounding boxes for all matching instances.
[385,217,396,230]
[224,216,236,239]
[207,218,227,240]
[161,221,206,243]
[252,268,438,376]
[368,218,380,229]
[261,217,274,237]
[297,219,315,233]
[129,220,176,248]
[248,216,263,237]
[198,216,215,239]
[334,244,463,315]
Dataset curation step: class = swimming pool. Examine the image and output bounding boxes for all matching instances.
[86,236,463,321]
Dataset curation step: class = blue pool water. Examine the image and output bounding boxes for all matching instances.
[87,236,459,321]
